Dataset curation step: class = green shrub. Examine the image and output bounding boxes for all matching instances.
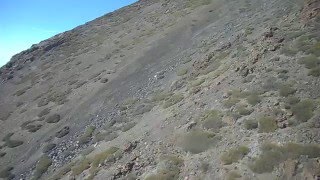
[285,96,300,105]
[223,98,240,108]
[201,110,225,131]
[190,78,205,87]
[279,85,296,97]
[45,114,61,123]
[308,67,320,77]
[32,155,52,180]
[71,158,91,176]
[250,142,320,174]
[246,94,261,106]
[163,94,184,108]
[298,54,320,69]
[221,146,250,165]
[258,117,277,133]
[291,99,314,123]
[78,126,96,145]
[152,91,173,102]
[237,105,253,116]
[178,130,219,154]
[42,143,56,153]
[0,167,14,179]
[177,68,188,76]
[121,122,136,132]
[38,108,51,117]
[25,124,42,133]
[55,126,70,138]
[244,119,258,130]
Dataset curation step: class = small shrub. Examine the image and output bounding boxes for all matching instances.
[0,167,14,179]
[190,78,205,87]
[78,126,96,145]
[177,68,188,76]
[227,171,241,180]
[221,146,250,165]
[250,142,320,174]
[32,155,52,180]
[244,119,258,130]
[55,126,70,138]
[201,110,224,131]
[285,96,300,105]
[25,124,42,133]
[279,85,296,97]
[71,158,91,176]
[292,99,314,123]
[246,94,261,106]
[163,93,184,108]
[152,91,173,102]
[223,98,240,108]
[38,108,51,117]
[0,151,6,157]
[308,67,320,77]
[37,98,49,107]
[237,105,253,116]
[258,117,277,133]
[298,54,320,69]
[121,122,136,132]
[42,143,56,153]
[45,114,61,123]
[91,147,119,167]
[178,130,219,154]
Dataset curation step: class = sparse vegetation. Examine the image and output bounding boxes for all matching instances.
[190,78,205,87]
[121,122,136,132]
[0,167,14,179]
[223,98,240,108]
[177,68,188,76]
[237,105,253,116]
[227,171,242,180]
[200,110,225,131]
[308,67,320,77]
[291,99,315,123]
[244,119,258,130]
[152,91,173,102]
[32,155,52,180]
[221,146,250,165]
[279,84,296,97]
[45,114,61,123]
[42,143,56,153]
[250,142,320,174]
[258,116,277,133]
[163,93,184,108]
[178,130,219,154]
[2,133,23,148]
[246,94,261,106]
[299,54,320,69]
[78,126,96,145]
[38,108,51,117]
[55,126,70,138]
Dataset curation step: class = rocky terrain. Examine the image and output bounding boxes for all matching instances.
[0,0,320,179]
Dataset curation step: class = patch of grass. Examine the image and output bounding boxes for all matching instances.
[32,155,52,180]
[221,146,250,165]
[178,130,220,154]
[45,114,61,123]
[200,110,224,131]
[0,167,14,179]
[42,143,56,153]
[48,163,73,180]
[291,99,315,123]
[177,68,188,76]
[71,158,91,176]
[250,142,320,174]
[258,117,277,133]
[55,126,70,138]
[163,93,184,108]
[223,98,240,108]
[78,126,96,145]
[244,119,258,130]
[279,85,296,97]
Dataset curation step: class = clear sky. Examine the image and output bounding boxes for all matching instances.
[0,0,137,67]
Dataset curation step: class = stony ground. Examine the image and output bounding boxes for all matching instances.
[0,0,320,179]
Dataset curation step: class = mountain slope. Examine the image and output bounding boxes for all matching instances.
[0,0,320,179]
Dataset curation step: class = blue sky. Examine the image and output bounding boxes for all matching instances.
[0,0,137,67]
